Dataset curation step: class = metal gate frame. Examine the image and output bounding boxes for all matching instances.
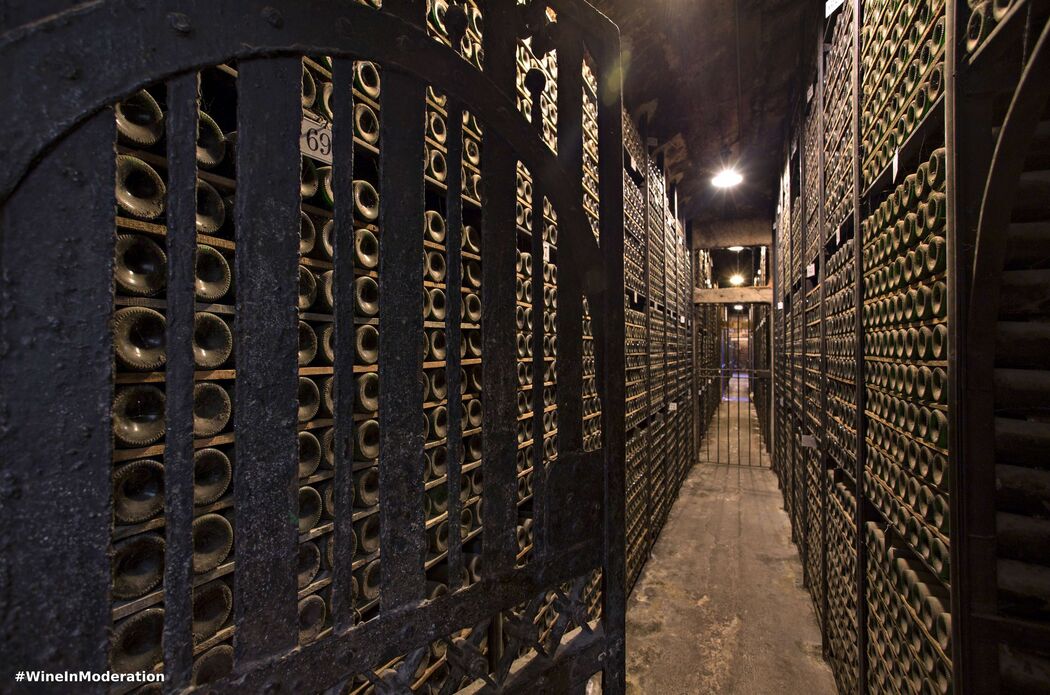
[696,303,772,468]
[0,2,626,692]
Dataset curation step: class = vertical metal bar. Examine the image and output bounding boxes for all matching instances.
[0,110,114,677]
[815,29,830,648]
[945,0,984,690]
[529,88,548,559]
[737,315,741,465]
[640,117,654,550]
[850,0,869,688]
[479,0,520,577]
[162,72,199,688]
[378,66,426,610]
[444,97,465,591]
[555,33,585,461]
[329,56,357,630]
[595,30,628,695]
[233,56,301,661]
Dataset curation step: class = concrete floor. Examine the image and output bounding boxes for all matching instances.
[625,396,835,694]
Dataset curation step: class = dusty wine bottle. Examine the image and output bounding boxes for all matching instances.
[115,90,165,147]
[112,532,165,599]
[298,540,321,590]
[191,579,232,643]
[193,448,231,506]
[191,512,233,574]
[111,607,164,673]
[192,312,233,369]
[298,377,321,423]
[194,244,232,302]
[192,644,233,686]
[115,234,167,296]
[113,385,166,447]
[112,459,165,524]
[113,306,167,371]
[192,382,231,438]
[115,155,166,219]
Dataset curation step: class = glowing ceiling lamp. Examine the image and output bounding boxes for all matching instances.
[727,245,745,252]
[712,168,743,189]
[733,304,745,311]
[729,273,746,286]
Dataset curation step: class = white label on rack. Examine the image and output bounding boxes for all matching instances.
[892,149,900,181]
[543,242,551,263]
[669,402,678,413]
[777,301,784,310]
[825,0,845,17]
[680,315,686,324]
[300,113,333,164]
[807,263,817,278]
[801,434,817,449]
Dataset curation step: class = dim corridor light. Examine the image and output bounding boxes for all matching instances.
[727,245,745,252]
[711,168,743,188]
[729,273,746,286]
[733,304,745,311]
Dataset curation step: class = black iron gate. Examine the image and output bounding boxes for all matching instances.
[698,303,772,467]
[0,2,625,693]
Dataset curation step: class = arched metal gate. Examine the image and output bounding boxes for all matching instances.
[0,1,626,692]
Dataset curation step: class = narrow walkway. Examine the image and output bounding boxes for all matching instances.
[626,430,835,692]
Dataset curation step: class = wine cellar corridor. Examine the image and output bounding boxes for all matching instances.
[1,0,1049,693]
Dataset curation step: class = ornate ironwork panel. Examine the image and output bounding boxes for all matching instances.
[0,1,625,692]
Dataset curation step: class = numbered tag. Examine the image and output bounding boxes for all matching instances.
[825,0,845,17]
[668,402,678,413]
[543,242,551,263]
[807,262,817,278]
[301,114,333,165]
[892,149,900,181]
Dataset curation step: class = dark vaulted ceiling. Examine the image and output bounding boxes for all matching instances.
[589,0,820,225]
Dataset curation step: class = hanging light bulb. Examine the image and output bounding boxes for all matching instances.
[712,168,743,188]
[729,273,745,286]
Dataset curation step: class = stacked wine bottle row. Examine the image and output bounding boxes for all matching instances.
[865,523,952,694]
[825,239,858,472]
[621,112,697,595]
[804,102,823,264]
[624,169,646,294]
[827,474,859,692]
[513,161,559,569]
[803,239,825,622]
[582,60,601,243]
[694,251,721,446]
[515,16,559,153]
[824,0,855,239]
[422,82,488,627]
[859,0,945,187]
[963,0,1028,53]
[791,193,804,284]
[623,113,649,592]
[582,298,602,452]
[109,65,243,685]
[426,0,485,70]
[861,148,951,694]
